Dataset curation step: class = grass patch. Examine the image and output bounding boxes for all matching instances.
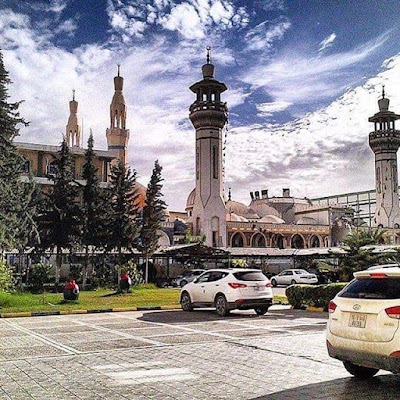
[0,288,288,314]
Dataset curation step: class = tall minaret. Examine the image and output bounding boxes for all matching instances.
[369,86,400,227]
[189,47,228,247]
[66,90,81,147]
[106,65,129,165]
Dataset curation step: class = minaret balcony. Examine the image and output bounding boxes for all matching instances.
[189,100,228,114]
[369,129,400,152]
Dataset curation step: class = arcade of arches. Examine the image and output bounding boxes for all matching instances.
[228,230,328,249]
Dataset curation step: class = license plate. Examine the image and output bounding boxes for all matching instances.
[349,313,367,328]
[254,286,261,291]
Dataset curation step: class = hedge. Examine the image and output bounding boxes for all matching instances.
[286,283,348,311]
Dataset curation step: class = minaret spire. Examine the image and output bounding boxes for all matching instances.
[206,46,211,64]
[106,67,129,165]
[66,89,81,147]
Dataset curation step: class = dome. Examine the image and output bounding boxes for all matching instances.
[258,215,285,224]
[186,188,196,209]
[133,182,146,210]
[226,200,251,216]
[249,202,281,218]
[297,217,318,225]
[226,213,249,222]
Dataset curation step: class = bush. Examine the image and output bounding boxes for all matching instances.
[286,283,348,311]
[0,260,14,292]
[28,263,51,293]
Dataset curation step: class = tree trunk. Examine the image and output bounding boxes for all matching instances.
[145,253,149,284]
[82,245,89,290]
[55,246,62,291]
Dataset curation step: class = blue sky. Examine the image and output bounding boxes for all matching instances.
[2,0,400,210]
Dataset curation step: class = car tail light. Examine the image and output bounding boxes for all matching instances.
[390,351,400,358]
[266,282,272,287]
[385,306,400,319]
[369,272,388,279]
[228,282,247,289]
[328,301,337,313]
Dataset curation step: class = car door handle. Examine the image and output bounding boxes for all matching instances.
[200,285,205,288]
[215,284,219,286]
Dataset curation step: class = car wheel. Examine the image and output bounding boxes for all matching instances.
[254,307,269,315]
[180,280,187,287]
[215,295,229,317]
[343,361,379,379]
[291,279,296,285]
[271,279,277,287]
[180,292,193,312]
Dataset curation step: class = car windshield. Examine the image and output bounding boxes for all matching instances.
[295,270,309,275]
[339,278,400,300]
[233,271,267,281]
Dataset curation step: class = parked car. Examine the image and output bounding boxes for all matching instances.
[180,268,273,317]
[172,269,206,287]
[327,265,400,378]
[270,269,318,287]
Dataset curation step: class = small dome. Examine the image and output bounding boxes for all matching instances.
[226,213,249,222]
[133,182,146,210]
[258,215,285,224]
[186,188,196,209]
[297,217,318,225]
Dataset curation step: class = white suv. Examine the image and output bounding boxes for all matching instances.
[327,265,400,378]
[180,268,273,317]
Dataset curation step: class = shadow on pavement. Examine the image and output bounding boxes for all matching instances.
[138,308,328,324]
[252,374,399,400]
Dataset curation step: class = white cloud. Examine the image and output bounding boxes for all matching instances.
[242,31,390,106]
[245,19,291,51]
[54,18,77,36]
[319,33,336,52]
[256,100,292,117]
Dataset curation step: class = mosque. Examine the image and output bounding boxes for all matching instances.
[16,50,400,252]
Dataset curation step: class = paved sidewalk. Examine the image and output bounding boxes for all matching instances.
[0,308,397,399]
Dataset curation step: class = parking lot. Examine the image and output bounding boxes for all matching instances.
[0,307,398,399]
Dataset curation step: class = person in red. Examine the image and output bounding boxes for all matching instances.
[120,272,131,292]
[64,278,79,301]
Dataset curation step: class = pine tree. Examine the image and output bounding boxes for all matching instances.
[81,132,106,288]
[38,139,81,286]
[0,49,34,255]
[138,160,167,283]
[106,160,139,269]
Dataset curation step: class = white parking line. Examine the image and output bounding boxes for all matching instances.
[2,319,81,355]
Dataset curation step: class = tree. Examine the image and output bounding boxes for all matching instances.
[38,139,81,287]
[338,228,387,279]
[0,49,36,256]
[81,133,106,288]
[138,160,167,283]
[106,160,139,269]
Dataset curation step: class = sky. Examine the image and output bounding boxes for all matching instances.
[2,0,400,211]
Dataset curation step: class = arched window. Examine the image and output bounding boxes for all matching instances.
[291,234,305,249]
[251,233,266,248]
[212,145,218,179]
[22,159,30,174]
[231,232,244,247]
[271,234,284,249]
[47,160,58,176]
[309,235,320,248]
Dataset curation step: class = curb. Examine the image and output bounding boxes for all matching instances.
[306,306,325,312]
[0,305,181,319]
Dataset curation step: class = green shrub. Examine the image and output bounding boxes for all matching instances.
[28,263,51,293]
[286,283,348,311]
[0,260,14,292]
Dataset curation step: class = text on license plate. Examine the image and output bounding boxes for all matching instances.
[349,313,367,328]
[254,286,262,291]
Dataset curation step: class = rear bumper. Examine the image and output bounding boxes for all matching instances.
[327,335,400,373]
[229,298,273,310]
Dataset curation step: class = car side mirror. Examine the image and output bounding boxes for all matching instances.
[193,278,199,284]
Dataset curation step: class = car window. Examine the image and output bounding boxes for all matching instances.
[233,271,267,281]
[195,272,211,283]
[208,271,228,282]
[295,270,308,275]
[193,270,204,276]
[339,278,400,299]
[282,271,293,276]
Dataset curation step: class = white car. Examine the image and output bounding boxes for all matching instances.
[172,269,206,287]
[270,269,318,287]
[327,265,400,378]
[180,268,273,317]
